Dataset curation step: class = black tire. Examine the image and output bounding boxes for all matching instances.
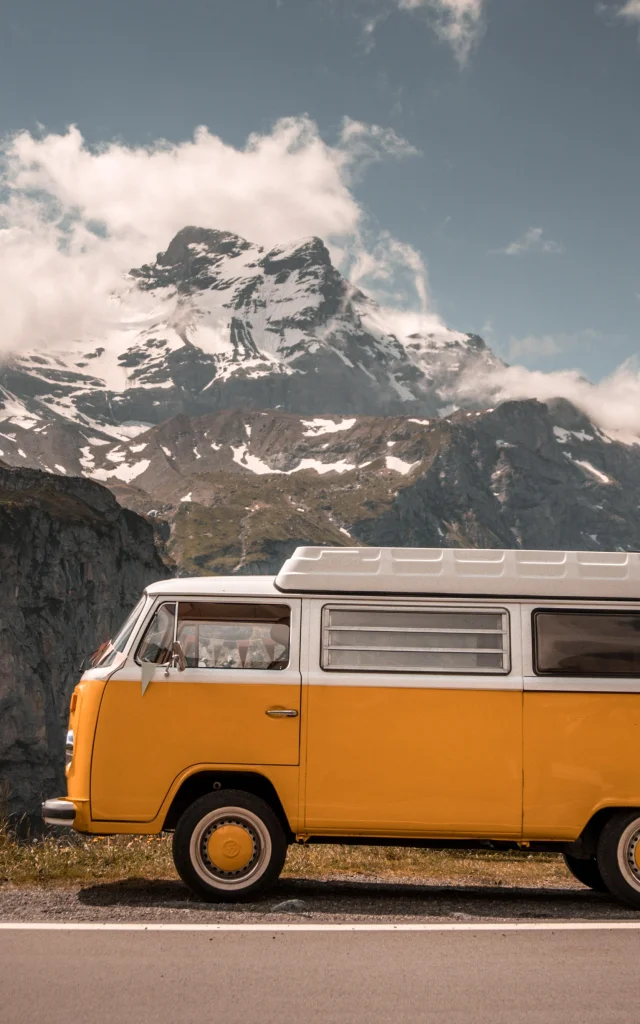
[596,810,640,910]
[562,853,609,893]
[172,789,288,903]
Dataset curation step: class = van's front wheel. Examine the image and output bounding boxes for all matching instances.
[172,790,288,902]
[597,811,640,910]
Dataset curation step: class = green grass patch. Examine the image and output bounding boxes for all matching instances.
[0,822,576,890]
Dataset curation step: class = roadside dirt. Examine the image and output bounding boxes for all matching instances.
[1,875,638,924]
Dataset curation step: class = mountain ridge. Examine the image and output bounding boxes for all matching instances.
[3,397,630,576]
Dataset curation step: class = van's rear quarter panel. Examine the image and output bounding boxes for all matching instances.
[523,692,640,838]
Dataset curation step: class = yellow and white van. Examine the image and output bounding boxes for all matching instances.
[43,547,640,907]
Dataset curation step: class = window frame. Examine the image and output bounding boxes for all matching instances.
[532,607,640,679]
[134,601,178,667]
[133,597,295,672]
[320,603,511,675]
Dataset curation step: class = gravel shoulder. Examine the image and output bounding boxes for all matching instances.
[1,875,638,924]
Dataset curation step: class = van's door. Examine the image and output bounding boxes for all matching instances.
[303,599,523,837]
[91,598,302,821]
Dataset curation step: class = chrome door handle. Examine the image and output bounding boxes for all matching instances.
[266,708,299,718]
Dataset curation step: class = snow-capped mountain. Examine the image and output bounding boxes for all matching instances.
[3,224,639,573]
[0,226,499,437]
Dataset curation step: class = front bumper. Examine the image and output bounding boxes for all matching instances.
[42,799,76,827]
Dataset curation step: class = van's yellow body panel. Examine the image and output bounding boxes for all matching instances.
[68,676,640,841]
[91,677,301,821]
[523,692,640,839]
[303,685,523,836]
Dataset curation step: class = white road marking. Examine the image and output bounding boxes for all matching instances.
[0,921,639,932]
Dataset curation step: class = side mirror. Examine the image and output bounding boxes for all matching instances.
[171,641,187,672]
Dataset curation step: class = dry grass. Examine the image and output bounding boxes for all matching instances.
[285,844,574,889]
[0,826,173,887]
[0,822,575,890]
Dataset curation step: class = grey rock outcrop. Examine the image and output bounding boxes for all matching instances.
[0,466,170,819]
[356,400,640,551]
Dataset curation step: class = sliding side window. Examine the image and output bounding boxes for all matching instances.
[534,610,640,677]
[321,606,509,673]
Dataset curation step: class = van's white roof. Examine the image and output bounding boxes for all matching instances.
[146,548,640,601]
[275,547,640,600]
[146,576,279,597]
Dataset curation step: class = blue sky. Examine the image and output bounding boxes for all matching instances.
[1,0,639,380]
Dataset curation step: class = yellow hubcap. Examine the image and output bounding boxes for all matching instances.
[634,842,640,872]
[207,824,254,872]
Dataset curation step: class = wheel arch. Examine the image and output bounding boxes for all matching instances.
[162,769,294,838]
[565,806,640,859]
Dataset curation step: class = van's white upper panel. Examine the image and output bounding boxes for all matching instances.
[146,577,280,597]
[274,547,640,600]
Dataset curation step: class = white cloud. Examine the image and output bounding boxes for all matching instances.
[361,10,391,52]
[349,230,431,310]
[454,358,640,438]
[354,0,485,63]
[339,117,420,171]
[492,226,564,256]
[506,330,602,362]
[0,116,427,355]
[397,0,486,64]
[454,326,640,437]
[507,334,563,360]
[618,1,640,21]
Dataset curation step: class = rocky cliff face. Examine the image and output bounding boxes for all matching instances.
[0,466,169,819]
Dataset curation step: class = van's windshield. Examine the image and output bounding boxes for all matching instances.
[92,596,148,668]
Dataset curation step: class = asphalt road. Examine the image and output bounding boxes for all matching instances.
[1,926,639,1024]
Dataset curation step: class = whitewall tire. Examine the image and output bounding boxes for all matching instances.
[172,789,288,902]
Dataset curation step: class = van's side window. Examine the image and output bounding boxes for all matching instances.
[321,607,509,673]
[137,603,176,665]
[534,610,640,677]
[176,603,291,670]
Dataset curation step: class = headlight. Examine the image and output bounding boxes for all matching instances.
[65,729,74,771]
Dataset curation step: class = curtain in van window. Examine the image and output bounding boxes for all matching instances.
[175,603,291,670]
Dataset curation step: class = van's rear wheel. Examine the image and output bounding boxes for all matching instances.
[172,790,287,902]
[562,853,608,893]
[596,811,640,910]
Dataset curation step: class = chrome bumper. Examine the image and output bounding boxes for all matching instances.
[42,799,76,827]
